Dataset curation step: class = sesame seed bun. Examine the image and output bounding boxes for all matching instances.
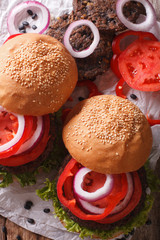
[0,33,78,116]
[62,95,153,174]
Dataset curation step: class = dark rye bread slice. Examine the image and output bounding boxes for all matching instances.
[47,0,145,80]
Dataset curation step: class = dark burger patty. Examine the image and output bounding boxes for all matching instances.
[61,167,147,231]
[47,0,145,80]
[0,114,56,175]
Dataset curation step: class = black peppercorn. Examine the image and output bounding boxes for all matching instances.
[130,93,137,100]
[27,218,35,224]
[24,200,33,210]
[27,9,33,15]
[43,208,50,213]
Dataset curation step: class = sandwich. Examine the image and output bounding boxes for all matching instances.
[0,33,78,187]
[37,95,159,239]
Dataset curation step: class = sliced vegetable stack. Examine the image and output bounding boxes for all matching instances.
[0,107,50,167]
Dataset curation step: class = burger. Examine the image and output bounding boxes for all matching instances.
[37,95,159,240]
[0,33,78,187]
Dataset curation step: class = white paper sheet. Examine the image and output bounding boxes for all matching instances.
[0,1,159,240]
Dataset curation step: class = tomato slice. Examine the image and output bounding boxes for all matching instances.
[111,31,158,78]
[118,39,160,91]
[96,171,142,224]
[0,115,33,159]
[57,158,128,221]
[0,115,50,166]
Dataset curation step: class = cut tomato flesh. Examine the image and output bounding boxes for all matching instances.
[0,115,50,166]
[0,112,18,145]
[82,171,106,193]
[118,39,160,91]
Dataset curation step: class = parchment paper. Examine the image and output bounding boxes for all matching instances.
[0,1,159,240]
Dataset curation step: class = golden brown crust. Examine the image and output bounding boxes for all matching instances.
[62,95,153,174]
[0,33,78,116]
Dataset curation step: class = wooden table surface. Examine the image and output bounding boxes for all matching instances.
[0,159,159,240]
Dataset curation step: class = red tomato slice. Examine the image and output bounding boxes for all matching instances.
[96,171,142,224]
[111,31,158,78]
[118,39,160,91]
[0,115,50,166]
[0,115,33,159]
[57,159,128,221]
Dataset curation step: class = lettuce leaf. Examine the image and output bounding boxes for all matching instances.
[36,163,160,239]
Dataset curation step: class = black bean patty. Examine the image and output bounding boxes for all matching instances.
[47,0,145,80]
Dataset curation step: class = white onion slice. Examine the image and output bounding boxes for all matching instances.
[110,173,133,215]
[7,1,50,35]
[63,20,100,58]
[78,198,105,215]
[116,0,158,33]
[15,116,43,155]
[73,167,114,202]
[0,106,25,152]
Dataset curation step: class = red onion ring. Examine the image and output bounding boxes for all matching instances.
[7,1,50,35]
[116,0,157,32]
[0,106,25,152]
[73,167,114,202]
[14,116,43,155]
[110,173,133,215]
[63,20,100,58]
[78,198,105,215]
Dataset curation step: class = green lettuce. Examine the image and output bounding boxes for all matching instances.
[36,163,160,239]
[0,110,66,188]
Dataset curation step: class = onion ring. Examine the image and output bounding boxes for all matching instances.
[63,20,100,58]
[15,116,43,155]
[78,198,105,215]
[0,106,25,152]
[73,167,114,202]
[110,173,133,215]
[116,0,160,38]
[7,1,50,35]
